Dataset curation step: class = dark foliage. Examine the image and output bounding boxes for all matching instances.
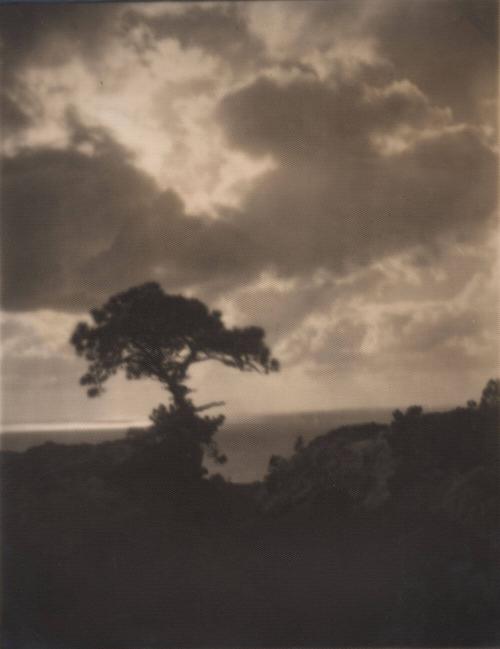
[1,380,499,648]
[71,282,278,403]
[71,281,278,483]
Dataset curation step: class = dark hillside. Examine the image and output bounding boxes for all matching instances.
[2,383,499,648]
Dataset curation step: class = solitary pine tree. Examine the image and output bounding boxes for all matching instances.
[71,282,278,474]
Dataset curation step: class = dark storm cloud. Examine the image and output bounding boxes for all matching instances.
[3,62,497,313]
[1,116,262,312]
[372,0,498,122]
[122,3,266,70]
[0,2,265,139]
[0,3,121,75]
[217,72,497,277]
[301,0,498,122]
[1,1,497,320]
[219,72,448,159]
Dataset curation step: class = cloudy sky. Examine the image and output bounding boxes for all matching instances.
[1,0,498,427]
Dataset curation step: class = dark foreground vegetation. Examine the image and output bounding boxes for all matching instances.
[2,380,499,649]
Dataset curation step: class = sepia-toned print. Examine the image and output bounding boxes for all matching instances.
[1,1,498,647]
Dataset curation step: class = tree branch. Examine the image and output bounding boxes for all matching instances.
[195,401,226,413]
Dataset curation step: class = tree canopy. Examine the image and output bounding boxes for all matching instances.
[71,282,279,474]
[71,282,279,408]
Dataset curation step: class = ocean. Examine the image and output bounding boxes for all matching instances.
[1,408,393,483]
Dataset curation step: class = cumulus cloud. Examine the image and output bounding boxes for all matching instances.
[218,71,497,278]
[0,3,122,136]
[371,0,498,123]
[249,0,498,124]
[272,241,499,380]
[3,57,497,320]
[122,3,266,72]
[1,114,267,311]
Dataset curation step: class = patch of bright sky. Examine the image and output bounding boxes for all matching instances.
[1,310,81,359]
[4,31,274,216]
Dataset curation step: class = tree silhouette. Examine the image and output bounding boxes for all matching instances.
[71,282,278,472]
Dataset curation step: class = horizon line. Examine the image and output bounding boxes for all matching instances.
[0,402,461,434]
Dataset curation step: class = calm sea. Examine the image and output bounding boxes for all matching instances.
[1,408,392,483]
